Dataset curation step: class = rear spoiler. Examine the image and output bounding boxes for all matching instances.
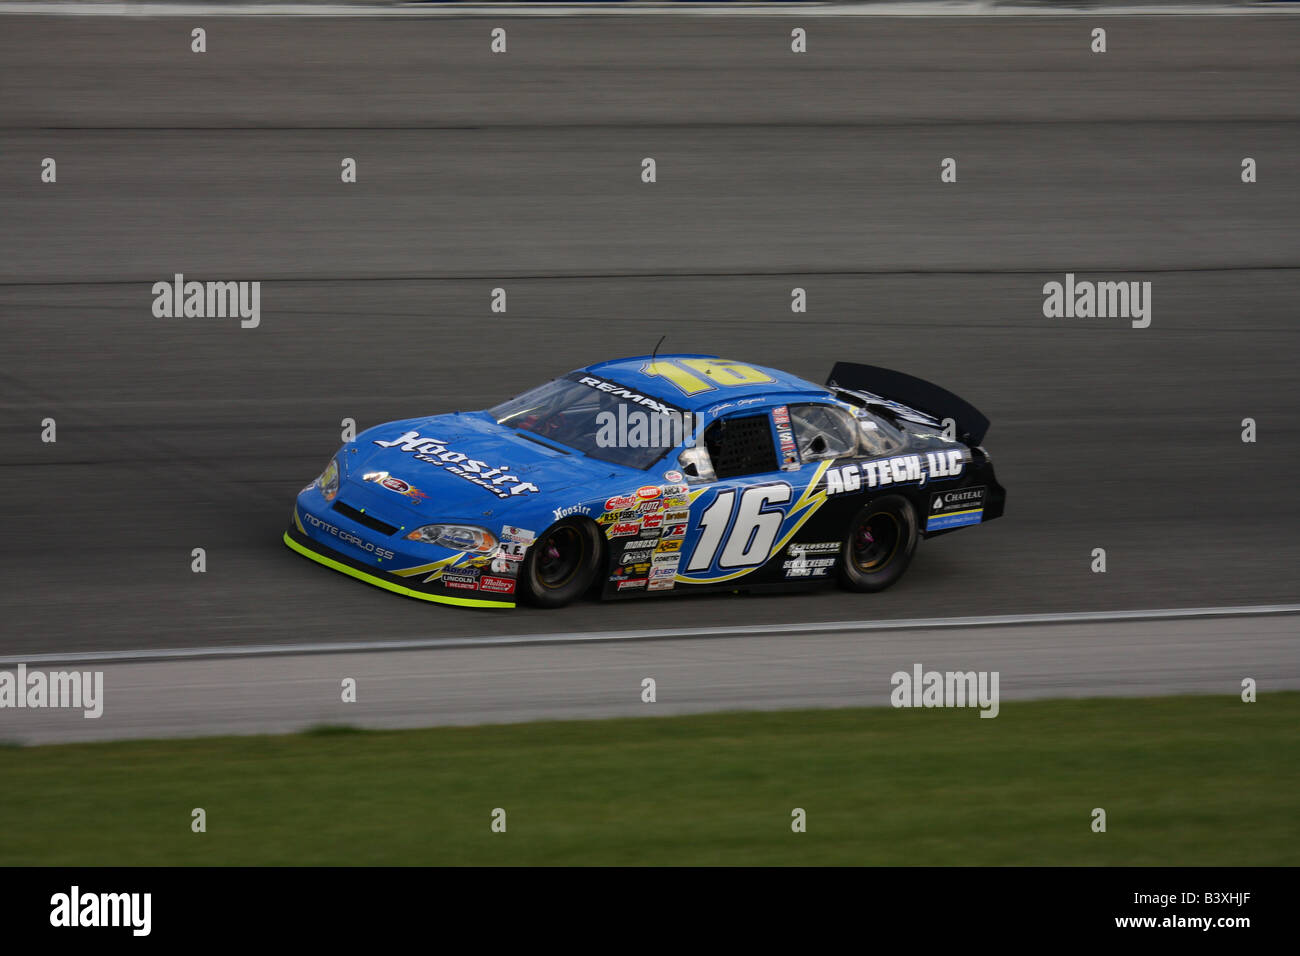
[826,362,990,446]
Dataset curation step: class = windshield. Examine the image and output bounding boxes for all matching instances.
[489,373,690,470]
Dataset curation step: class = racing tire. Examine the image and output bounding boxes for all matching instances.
[519,518,604,609]
[837,495,919,593]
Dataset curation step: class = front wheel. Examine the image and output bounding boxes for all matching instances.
[518,519,603,608]
[837,495,919,593]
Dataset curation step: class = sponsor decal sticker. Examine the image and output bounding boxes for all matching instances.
[823,450,965,496]
[606,494,636,511]
[783,556,835,578]
[496,541,527,563]
[552,504,590,521]
[926,486,986,531]
[442,572,480,590]
[371,432,540,499]
[578,375,682,416]
[663,470,684,483]
[655,538,683,554]
[774,407,799,471]
[478,576,516,594]
[616,578,648,591]
[500,525,536,545]
[787,541,839,557]
[636,485,661,501]
[609,521,641,537]
[362,471,431,503]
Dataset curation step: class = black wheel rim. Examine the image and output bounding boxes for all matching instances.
[537,527,584,589]
[851,513,901,573]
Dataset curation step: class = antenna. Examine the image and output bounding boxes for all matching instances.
[650,334,666,366]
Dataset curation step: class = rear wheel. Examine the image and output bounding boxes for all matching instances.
[519,519,603,608]
[837,495,918,593]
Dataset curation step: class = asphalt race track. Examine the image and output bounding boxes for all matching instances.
[2,14,1298,724]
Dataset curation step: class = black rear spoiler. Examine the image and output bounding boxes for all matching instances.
[826,362,990,446]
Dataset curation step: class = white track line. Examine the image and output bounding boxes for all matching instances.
[6,603,1297,665]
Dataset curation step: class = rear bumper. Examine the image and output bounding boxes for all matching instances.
[983,473,1007,522]
[920,460,1006,537]
[284,520,515,609]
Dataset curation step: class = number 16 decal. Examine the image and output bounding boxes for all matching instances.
[686,483,792,572]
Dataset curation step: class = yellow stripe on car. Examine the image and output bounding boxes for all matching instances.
[283,533,514,608]
[390,553,468,582]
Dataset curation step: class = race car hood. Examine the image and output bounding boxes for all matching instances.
[341,412,609,523]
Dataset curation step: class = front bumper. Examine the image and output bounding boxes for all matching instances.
[285,499,516,609]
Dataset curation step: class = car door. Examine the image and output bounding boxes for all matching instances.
[674,407,827,587]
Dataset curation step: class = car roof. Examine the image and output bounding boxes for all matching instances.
[580,354,833,412]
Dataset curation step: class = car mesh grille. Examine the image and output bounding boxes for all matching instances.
[706,413,779,480]
[331,500,399,536]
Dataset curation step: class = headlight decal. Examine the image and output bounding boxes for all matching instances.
[319,457,340,501]
[405,524,498,553]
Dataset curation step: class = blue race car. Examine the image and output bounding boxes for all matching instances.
[285,355,1005,608]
